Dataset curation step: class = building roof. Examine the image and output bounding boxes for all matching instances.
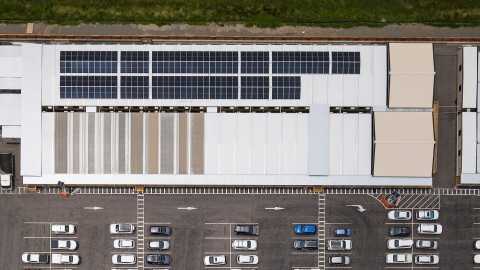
[461,112,477,174]
[461,47,478,109]
[388,43,435,108]
[373,112,434,177]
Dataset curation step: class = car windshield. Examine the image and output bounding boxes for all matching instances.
[209,257,215,263]
[428,211,434,218]
[246,241,251,248]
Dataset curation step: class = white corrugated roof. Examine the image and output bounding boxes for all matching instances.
[1,125,21,138]
[330,113,372,176]
[20,44,43,176]
[462,47,478,109]
[308,104,330,176]
[462,112,477,173]
[389,43,435,108]
[374,112,435,177]
[0,94,21,125]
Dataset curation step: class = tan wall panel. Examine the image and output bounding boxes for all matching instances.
[55,113,68,174]
[130,113,144,174]
[87,113,95,174]
[160,114,174,174]
[103,113,112,174]
[178,113,188,174]
[190,113,204,174]
[148,113,159,174]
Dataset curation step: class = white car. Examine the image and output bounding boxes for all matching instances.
[114,239,135,249]
[475,254,480,264]
[386,253,412,264]
[417,224,442,235]
[110,223,135,234]
[148,240,170,250]
[388,210,412,220]
[416,210,439,220]
[237,255,259,265]
[51,239,77,250]
[204,255,226,266]
[415,254,439,265]
[475,240,480,250]
[112,254,136,265]
[387,239,413,249]
[52,254,80,265]
[51,224,75,235]
[232,240,257,250]
[21,253,49,264]
[416,240,438,249]
[327,239,352,250]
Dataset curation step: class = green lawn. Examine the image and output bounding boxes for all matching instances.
[1,0,480,28]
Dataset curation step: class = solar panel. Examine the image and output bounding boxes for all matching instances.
[152,76,238,99]
[331,52,360,74]
[121,76,149,99]
[152,51,238,74]
[60,51,117,73]
[241,51,269,74]
[60,76,117,99]
[272,51,329,74]
[121,51,149,73]
[240,76,269,99]
[272,76,301,99]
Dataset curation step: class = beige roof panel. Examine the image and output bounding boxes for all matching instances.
[374,112,435,177]
[389,43,435,108]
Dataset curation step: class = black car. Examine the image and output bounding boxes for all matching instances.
[146,254,171,265]
[234,225,259,236]
[149,226,172,236]
[389,227,410,237]
[294,240,318,250]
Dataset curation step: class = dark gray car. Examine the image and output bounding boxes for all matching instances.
[234,225,259,236]
[146,254,171,265]
[294,240,318,250]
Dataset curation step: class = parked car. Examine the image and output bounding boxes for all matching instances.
[149,225,172,236]
[294,240,318,250]
[204,255,226,266]
[52,254,80,265]
[475,240,480,250]
[51,224,75,235]
[148,240,170,250]
[327,240,352,251]
[112,254,136,265]
[234,225,259,236]
[416,210,439,220]
[51,239,77,250]
[237,255,259,265]
[417,224,442,235]
[334,228,351,237]
[415,254,439,265]
[114,239,135,249]
[387,239,414,249]
[386,253,412,264]
[146,254,171,265]
[22,253,49,264]
[389,227,410,237]
[416,240,438,249]
[329,256,350,266]
[110,223,135,234]
[388,210,412,220]
[475,254,480,264]
[294,224,317,235]
[232,240,257,250]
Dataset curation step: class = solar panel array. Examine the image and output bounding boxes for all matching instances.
[152,76,238,99]
[59,50,361,99]
[60,76,117,99]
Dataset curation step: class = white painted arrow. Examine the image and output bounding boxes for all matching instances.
[346,204,366,212]
[84,206,103,210]
[265,207,285,211]
[177,207,197,210]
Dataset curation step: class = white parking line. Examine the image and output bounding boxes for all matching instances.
[204,251,258,254]
[204,222,258,225]
[292,222,318,224]
[325,222,352,225]
[23,221,78,224]
[144,222,171,225]
[24,236,78,239]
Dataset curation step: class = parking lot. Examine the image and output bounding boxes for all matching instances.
[1,191,479,269]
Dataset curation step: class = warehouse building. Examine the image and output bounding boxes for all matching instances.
[457,46,480,185]
[0,43,435,186]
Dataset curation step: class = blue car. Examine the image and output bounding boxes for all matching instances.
[334,228,351,237]
[294,225,317,235]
